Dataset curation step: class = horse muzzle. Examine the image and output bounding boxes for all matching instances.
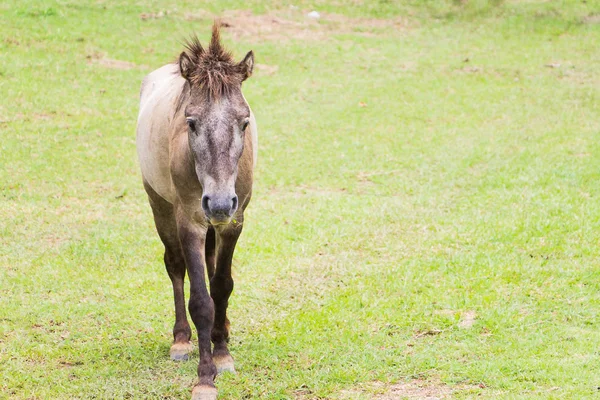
[201,194,238,225]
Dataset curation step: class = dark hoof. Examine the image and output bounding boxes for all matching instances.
[170,342,194,362]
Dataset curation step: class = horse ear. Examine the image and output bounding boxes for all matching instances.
[238,51,254,81]
[179,52,193,80]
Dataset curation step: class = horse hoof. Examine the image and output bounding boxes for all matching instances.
[170,342,194,362]
[214,354,235,374]
[191,385,217,400]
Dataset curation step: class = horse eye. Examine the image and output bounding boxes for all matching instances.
[186,118,196,132]
[240,118,250,132]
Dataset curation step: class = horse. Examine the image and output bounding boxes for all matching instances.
[136,22,257,400]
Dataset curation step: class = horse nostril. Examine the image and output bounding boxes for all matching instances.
[201,195,210,211]
[231,196,238,211]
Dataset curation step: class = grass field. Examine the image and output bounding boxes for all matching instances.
[1,0,600,398]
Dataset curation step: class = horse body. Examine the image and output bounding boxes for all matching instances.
[136,24,256,400]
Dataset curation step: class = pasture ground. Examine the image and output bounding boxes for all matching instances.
[1,0,599,398]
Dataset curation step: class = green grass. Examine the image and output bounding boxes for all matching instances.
[1,0,599,398]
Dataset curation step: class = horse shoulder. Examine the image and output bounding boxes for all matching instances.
[137,63,185,204]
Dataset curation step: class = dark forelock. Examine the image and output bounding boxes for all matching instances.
[181,22,244,99]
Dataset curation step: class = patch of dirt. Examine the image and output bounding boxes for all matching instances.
[140,10,171,20]
[95,58,137,70]
[59,360,84,368]
[545,62,561,68]
[322,12,409,33]
[377,381,453,399]
[414,328,443,338]
[293,385,314,399]
[342,378,483,399]
[254,63,279,75]
[221,10,323,41]
[458,310,477,329]
[582,13,600,24]
[184,9,216,22]
[4,37,20,46]
[86,53,138,70]
[183,9,409,42]
[458,65,481,73]
[268,184,348,199]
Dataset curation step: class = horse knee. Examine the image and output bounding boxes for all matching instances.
[210,276,234,301]
[164,249,185,279]
[188,293,215,327]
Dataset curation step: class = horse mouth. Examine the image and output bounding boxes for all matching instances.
[209,217,232,226]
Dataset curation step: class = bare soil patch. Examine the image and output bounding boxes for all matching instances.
[185,9,408,42]
[86,53,138,70]
[458,310,477,329]
[341,378,483,399]
[582,13,600,24]
[94,58,137,70]
[254,63,279,76]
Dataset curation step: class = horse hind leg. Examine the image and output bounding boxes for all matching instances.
[144,181,193,361]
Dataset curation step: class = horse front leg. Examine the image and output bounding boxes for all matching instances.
[176,209,218,400]
[210,221,243,374]
[163,244,194,361]
[144,181,193,361]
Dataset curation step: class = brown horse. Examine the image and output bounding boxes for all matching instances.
[136,23,257,400]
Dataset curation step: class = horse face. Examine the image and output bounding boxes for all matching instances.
[178,37,254,226]
[185,91,250,225]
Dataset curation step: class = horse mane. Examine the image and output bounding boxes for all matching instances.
[179,22,243,100]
